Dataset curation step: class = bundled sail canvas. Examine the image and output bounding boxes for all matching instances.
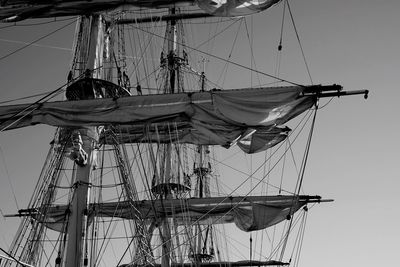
[0,0,282,21]
[0,85,315,153]
[31,195,315,233]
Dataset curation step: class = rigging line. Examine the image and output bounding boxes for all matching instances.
[200,16,237,78]
[188,145,291,194]
[0,90,65,105]
[295,106,318,196]
[201,109,314,195]
[274,0,286,79]
[127,22,154,89]
[286,0,313,84]
[0,86,62,132]
[94,189,126,265]
[0,247,30,267]
[294,210,307,267]
[94,149,133,263]
[279,141,288,194]
[213,226,264,261]
[288,210,305,261]
[279,0,287,51]
[40,230,62,267]
[276,108,314,192]
[244,17,262,87]
[0,65,101,132]
[0,38,71,51]
[278,109,316,261]
[155,190,304,265]
[317,96,335,110]
[153,110,317,254]
[0,19,76,62]
[280,129,316,260]
[260,148,274,242]
[266,209,304,261]
[130,24,304,87]
[139,20,158,91]
[1,98,53,133]
[123,109,315,259]
[120,143,160,262]
[217,18,243,87]
[213,227,248,260]
[0,24,14,30]
[149,136,310,259]
[0,17,76,29]
[0,146,20,210]
[287,138,300,185]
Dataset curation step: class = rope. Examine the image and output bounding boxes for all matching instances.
[0,65,103,132]
[277,106,318,261]
[0,146,19,210]
[278,1,287,52]
[296,105,318,196]
[0,19,76,62]
[0,247,30,266]
[286,0,313,84]
[0,85,63,132]
[0,17,76,30]
[215,18,244,87]
[0,38,71,51]
[0,90,65,105]
[129,24,305,87]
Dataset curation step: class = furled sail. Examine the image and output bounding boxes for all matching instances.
[0,0,281,22]
[196,0,281,17]
[0,85,315,153]
[120,260,289,267]
[26,195,319,233]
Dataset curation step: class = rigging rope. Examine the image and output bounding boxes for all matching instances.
[0,17,76,30]
[129,24,305,87]
[244,17,263,88]
[296,105,318,196]
[277,105,318,261]
[0,38,71,51]
[278,1,287,52]
[146,103,318,262]
[286,0,313,84]
[265,207,306,261]
[0,65,103,132]
[0,19,76,62]
[274,0,286,81]
[0,146,19,210]
[293,209,308,267]
[216,18,243,87]
[0,90,65,105]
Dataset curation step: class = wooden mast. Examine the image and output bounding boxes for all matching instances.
[64,15,103,267]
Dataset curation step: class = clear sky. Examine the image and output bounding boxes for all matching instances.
[0,0,399,267]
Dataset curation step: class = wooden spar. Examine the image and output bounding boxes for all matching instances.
[302,84,369,99]
[115,12,213,25]
[316,89,369,99]
[5,195,333,219]
[120,260,290,267]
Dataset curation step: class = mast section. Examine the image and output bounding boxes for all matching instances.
[64,15,102,267]
[155,7,192,267]
[64,14,154,267]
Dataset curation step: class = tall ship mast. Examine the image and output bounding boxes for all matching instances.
[0,1,368,267]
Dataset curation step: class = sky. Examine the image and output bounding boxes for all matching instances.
[0,0,399,266]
